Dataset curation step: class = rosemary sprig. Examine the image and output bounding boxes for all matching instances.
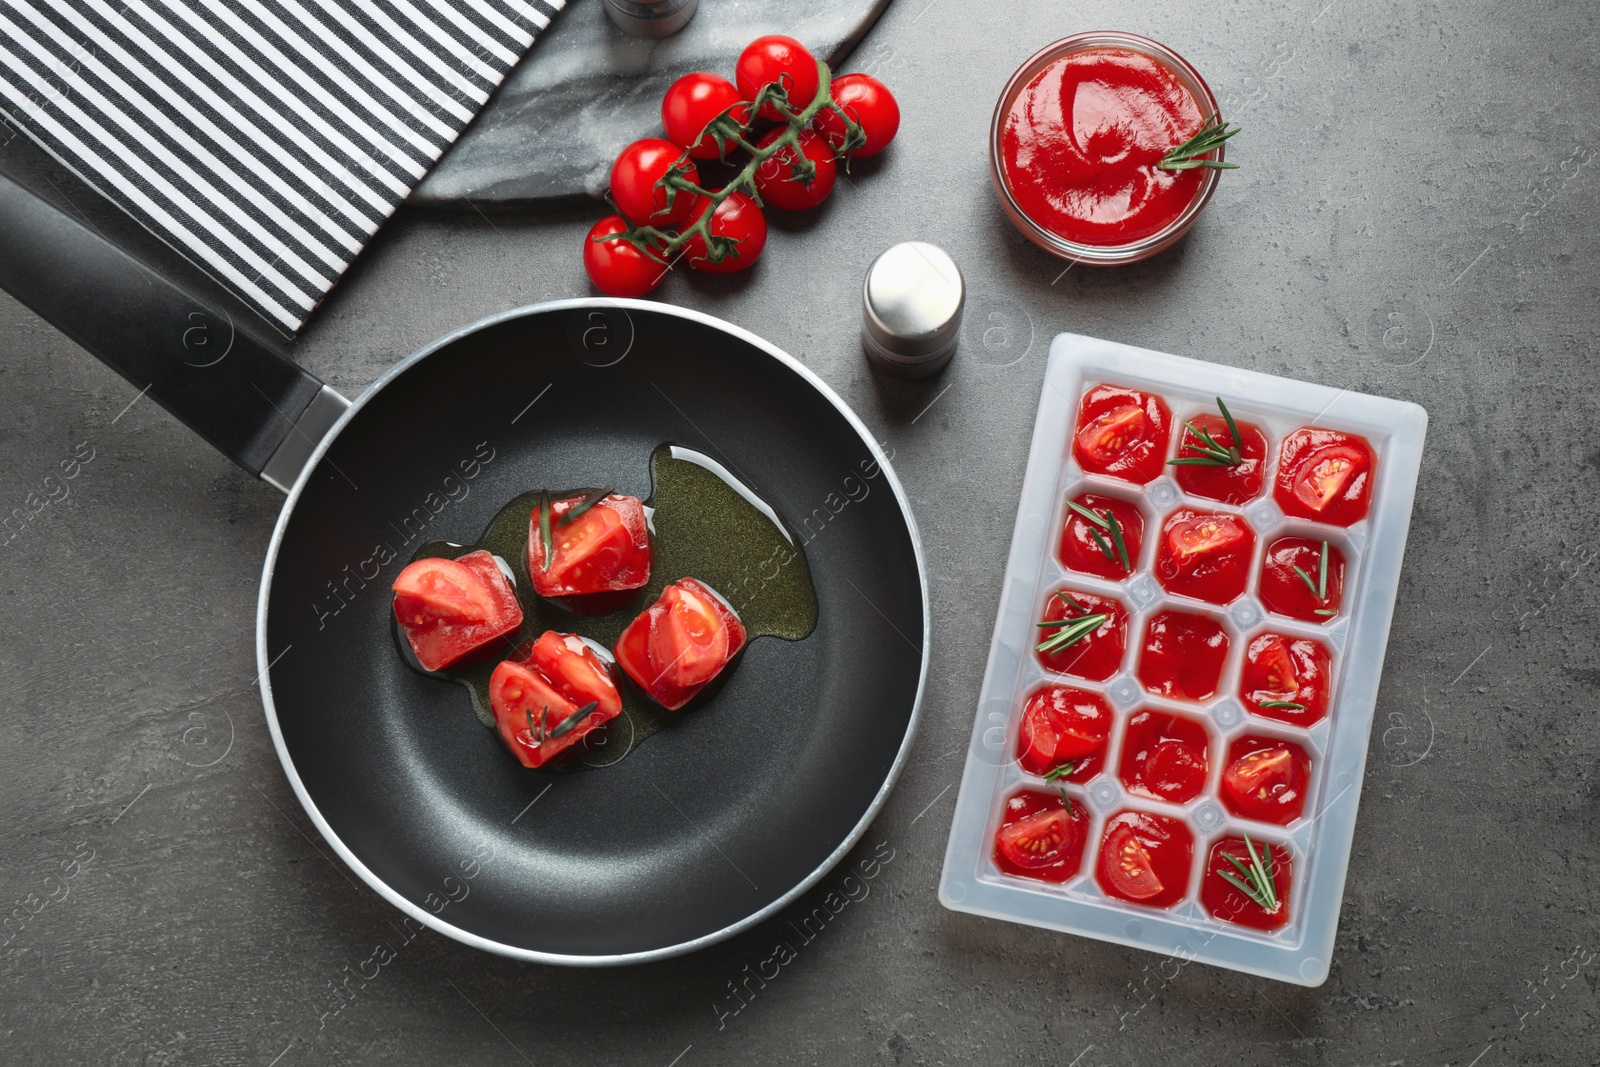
[1043,761,1078,784]
[538,488,554,571]
[559,486,614,526]
[525,700,602,745]
[1158,116,1241,172]
[1217,834,1280,912]
[1036,593,1109,656]
[1258,700,1306,711]
[1067,500,1131,573]
[1167,398,1244,468]
[1055,590,1088,613]
[1293,540,1332,609]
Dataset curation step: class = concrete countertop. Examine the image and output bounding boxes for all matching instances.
[1,0,1596,1064]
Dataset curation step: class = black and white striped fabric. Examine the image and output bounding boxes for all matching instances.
[0,0,564,332]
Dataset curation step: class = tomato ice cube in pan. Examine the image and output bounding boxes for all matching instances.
[391,551,523,672]
[527,489,651,599]
[614,578,748,710]
[489,631,623,769]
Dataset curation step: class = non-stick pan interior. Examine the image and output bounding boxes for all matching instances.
[261,303,926,961]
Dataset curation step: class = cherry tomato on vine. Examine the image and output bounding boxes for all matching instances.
[735,35,820,121]
[582,215,667,297]
[753,128,837,211]
[682,191,768,274]
[610,138,698,226]
[662,72,750,160]
[813,72,900,157]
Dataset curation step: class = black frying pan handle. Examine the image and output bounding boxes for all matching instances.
[0,170,344,489]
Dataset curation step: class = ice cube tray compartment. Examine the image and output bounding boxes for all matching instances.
[940,333,1426,986]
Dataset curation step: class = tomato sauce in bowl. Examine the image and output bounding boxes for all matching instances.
[990,32,1225,264]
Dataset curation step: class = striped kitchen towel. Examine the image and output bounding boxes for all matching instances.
[0,0,564,333]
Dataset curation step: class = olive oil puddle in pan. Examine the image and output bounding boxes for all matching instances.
[394,443,818,771]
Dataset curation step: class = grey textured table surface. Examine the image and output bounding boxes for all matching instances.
[1,1,1597,1065]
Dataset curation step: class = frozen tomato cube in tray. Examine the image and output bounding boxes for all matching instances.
[527,490,651,599]
[489,631,622,769]
[940,333,1426,986]
[392,551,522,672]
[615,578,747,710]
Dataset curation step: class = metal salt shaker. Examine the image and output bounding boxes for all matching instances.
[601,0,697,38]
[861,242,964,378]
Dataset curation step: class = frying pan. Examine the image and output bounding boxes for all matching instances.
[0,172,929,964]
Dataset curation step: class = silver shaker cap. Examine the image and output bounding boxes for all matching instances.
[861,242,964,366]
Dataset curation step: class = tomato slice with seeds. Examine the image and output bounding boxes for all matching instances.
[1171,412,1267,505]
[1071,385,1172,484]
[996,807,1078,870]
[1154,509,1255,604]
[1102,822,1164,900]
[1096,811,1193,907]
[392,551,523,672]
[1241,633,1332,726]
[993,790,1087,883]
[1274,428,1376,526]
[530,631,623,719]
[1220,736,1312,824]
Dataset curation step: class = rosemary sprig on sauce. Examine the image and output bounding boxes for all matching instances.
[1066,500,1132,573]
[525,700,601,744]
[1217,834,1280,912]
[1158,116,1241,171]
[559,486,614,526]
[1258,700,1306,711]
[1167,398,1244,468]
[1294,539,1335,615]
[1043,761,1078,784]
[1035,591,1108,655]
[538,488,554,571]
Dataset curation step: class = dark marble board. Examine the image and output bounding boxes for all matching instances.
[412,0,893,206]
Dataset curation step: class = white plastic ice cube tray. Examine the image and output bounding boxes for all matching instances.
[938,333,1427,986]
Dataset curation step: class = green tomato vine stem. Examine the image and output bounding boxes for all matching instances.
[605,60,865,268]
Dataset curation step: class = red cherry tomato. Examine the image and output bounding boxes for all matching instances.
[1072,384,1172,484]
[527,491,652,598]
[1117,710,1210,804]
[1058,492,1144,580]
[1016,684,1111,781]
[682,192,767,273]
[736,35,820,120]
[753,128,837,211]
[1201,836,1292,930]
[993,790,1086,883]
[610,138,698,226]
[1220,737,1312,824]
[392,556,493,622]
[813,72,900,157]
[661,72,750,160]
[614,578,747,710]
[489,634,622,769]
[1034,588,1128,682]
[1153,508,1256,604]
[1171,412,1267,504]
[1240,633,1332,726]
[582,215,667,298]
[1259,535,1346,623]
[1096,812,1192,907]
[1137,609,1230,702]
[392,551,522,672]
[1273,428,1376,526]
